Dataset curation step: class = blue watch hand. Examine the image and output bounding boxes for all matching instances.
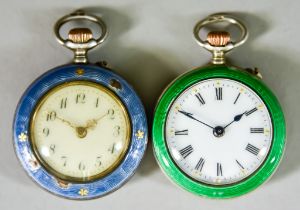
[178,110,214,129]
[224,111,246,129]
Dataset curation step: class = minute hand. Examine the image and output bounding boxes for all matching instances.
[178,110,214,129]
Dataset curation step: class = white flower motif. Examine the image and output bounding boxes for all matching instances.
[135,130,144,139]
[18,132,27,142]
[78,188,88,196]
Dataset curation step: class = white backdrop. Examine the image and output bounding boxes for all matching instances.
[0,0,299,209]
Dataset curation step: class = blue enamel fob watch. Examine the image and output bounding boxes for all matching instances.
[13,10,148,199]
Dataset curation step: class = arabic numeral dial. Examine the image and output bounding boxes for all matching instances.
[31,81,131,181]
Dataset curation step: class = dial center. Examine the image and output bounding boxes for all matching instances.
[76,126,87,138]
[213,126,225,137]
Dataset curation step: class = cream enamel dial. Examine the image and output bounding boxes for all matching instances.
[30,81,131,182]
[165,78,273,185]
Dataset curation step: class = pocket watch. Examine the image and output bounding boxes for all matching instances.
[13,10,148,199]
[152,14,286,198]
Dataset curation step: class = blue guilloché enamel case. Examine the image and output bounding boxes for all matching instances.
[13,64,148,199]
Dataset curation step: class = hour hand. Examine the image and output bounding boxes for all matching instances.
[224,111,246,129]
[178,110,214,129]
[85,112,108,130]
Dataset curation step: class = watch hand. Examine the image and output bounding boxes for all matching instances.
[52,113,77,129]
[56,114,87,138]
[178,110,214,129]
[85,112,108,130]
[49,112,89,138]
[224,111,246,129]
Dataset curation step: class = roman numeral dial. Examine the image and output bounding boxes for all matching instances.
[179,145,194,158]
[236,159,244,169]
[250,128,264,133]
[195,158,205,171]
[165,78,273,185]
[175,129,188,135]
[233,93,241,104]
[245,107,258,116]
[217,163,223,176]
[215,87,222,100]
[245,143,260,156]
[195,93,205,105]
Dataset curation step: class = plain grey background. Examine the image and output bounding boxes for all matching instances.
[0,0,299,209]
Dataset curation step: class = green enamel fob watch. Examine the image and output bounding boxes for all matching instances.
[152,14,286,198]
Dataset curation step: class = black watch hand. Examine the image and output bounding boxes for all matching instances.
[178,110,214,129]
[224,111,246,129]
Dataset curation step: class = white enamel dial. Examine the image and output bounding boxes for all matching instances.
[31,81,130,181]
[165,78,273,185]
